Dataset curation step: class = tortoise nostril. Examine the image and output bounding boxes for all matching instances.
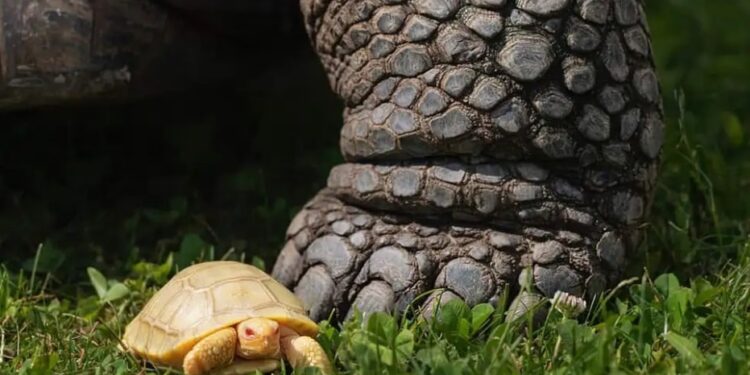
[244,327,255,337]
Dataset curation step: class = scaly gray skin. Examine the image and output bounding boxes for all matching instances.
[271,0,664,322]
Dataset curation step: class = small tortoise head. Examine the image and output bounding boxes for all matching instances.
[235,318,281,360]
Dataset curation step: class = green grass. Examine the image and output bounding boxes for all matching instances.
[1,0,750,374]
[1,234,749,374]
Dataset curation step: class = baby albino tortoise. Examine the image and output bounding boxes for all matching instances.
[121,261,332,375]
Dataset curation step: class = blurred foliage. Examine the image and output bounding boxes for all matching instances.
[0,52,342,281]
[641,0,750,278]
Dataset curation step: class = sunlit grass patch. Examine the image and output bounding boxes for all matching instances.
[1,235,749,374]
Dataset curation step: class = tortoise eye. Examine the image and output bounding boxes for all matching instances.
[244,328,255,337]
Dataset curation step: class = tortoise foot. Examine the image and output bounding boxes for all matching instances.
[272,193,618,322]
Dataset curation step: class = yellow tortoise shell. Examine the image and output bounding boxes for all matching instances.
[122,261,318,368]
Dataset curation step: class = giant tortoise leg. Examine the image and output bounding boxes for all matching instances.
[274,0,663,321]
[272,193,611,322]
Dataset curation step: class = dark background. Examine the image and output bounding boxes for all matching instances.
[0,0,749,286]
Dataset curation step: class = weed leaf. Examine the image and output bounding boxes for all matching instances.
[102,283,130,303]
[471,304,494,334]
[87,267,108,299]
[665,331,704,363]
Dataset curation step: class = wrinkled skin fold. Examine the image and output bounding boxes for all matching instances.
[272,0,664,322]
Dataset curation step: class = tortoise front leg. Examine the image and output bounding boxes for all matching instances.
[183,328,237,375]
[279,326,333,375]
[274,0,664,323]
